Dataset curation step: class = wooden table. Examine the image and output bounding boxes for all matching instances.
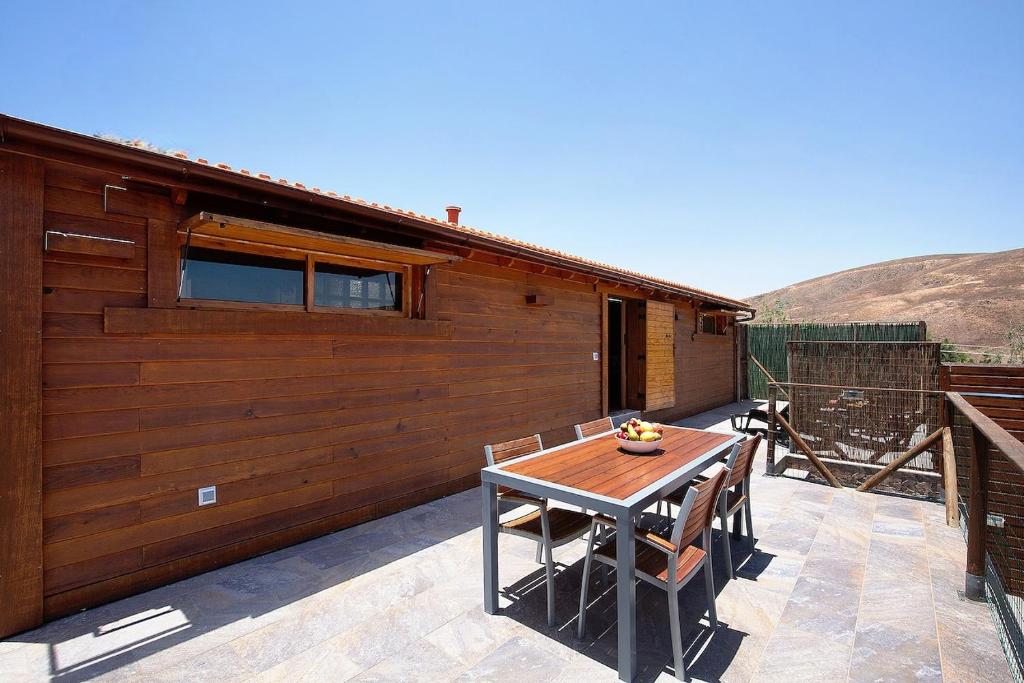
[481,426,740,682]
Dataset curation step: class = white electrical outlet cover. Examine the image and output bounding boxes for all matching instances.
[198,486,217,506]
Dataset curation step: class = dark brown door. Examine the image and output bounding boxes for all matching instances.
[624,299,647,410]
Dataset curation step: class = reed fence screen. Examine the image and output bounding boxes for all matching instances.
[745,321,926,399]
[773,341,944,496]
[773,383,945,496]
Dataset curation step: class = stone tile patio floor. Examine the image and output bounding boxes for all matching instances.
[0,401,1013,682]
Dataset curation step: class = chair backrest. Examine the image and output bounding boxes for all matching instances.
[574,417,616,440]
[671,466,730,549]
[484,434,543,466]
[727,434,761,488]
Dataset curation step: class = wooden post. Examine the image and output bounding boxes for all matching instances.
[0,152,45,637]
[766,385,777,475]
[965,424,989,600]
[942,427,959,527]
[856,428,945,492]
[601,293,609,417]
[776,409,842,488]
[147,219,179,307]
[750,354,790,400]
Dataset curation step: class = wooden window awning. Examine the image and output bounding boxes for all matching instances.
[178,212,460,266]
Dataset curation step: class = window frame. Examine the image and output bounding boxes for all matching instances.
[176,233,411,317]
[697,311,730,336]
[307,252,409,316]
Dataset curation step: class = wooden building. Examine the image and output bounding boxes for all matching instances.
[0,114,753,637]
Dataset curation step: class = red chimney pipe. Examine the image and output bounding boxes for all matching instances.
[445,205,461,225]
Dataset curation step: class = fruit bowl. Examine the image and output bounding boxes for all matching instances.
[614,419,665,454]
[614,435,662,454]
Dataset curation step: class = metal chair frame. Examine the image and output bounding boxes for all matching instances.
[664,437,760,580]
[577,467,731,681]
[484,435,593,627]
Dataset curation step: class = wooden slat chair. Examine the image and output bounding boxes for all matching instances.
[577,467,731,681]
[574,416,616,440]
[484,435,593,627]
[663,435,761,579]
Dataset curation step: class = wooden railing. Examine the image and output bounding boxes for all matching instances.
[766,382,954,512]
[764,383,1024,600]
[946,391,1024,599]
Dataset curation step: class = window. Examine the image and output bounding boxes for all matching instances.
[700,313,716,335]
[314,262,402,311]
[180,247,304,305]
[699,312,729,336]
[173,212,458,317]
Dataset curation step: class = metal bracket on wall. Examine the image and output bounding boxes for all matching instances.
[103,185,127,212]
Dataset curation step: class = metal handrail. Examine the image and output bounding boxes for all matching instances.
[769,380,945,395]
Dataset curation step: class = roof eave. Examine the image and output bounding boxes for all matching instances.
[0,114,753,312]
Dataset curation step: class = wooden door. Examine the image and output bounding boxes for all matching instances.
[645,301,676,410]
[624,299,647,409]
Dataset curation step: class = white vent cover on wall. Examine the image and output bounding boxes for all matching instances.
[198,486,217,506]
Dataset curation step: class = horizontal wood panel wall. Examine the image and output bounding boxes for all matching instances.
[646,305,736,423]
[16,152,739,627]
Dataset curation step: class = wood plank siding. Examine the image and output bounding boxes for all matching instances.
[0,133,743,634]
[645,300,676,410]
[0,152,46,636]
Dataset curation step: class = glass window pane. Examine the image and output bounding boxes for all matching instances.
[180,247,304,305]
[314,262,401,311]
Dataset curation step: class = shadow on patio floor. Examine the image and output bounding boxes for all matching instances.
[6,493,486,682]
[495,523,777,682]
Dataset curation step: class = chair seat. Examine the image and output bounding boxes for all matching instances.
[497,486,543,505]
[664,484,746,516]
[594,537,706,584]
[500,507,592,542]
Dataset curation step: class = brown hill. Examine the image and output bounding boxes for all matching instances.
[748,249,1024,349]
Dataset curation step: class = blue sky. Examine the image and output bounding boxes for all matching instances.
[2,1,1021,298]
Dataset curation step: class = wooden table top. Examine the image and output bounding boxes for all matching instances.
[500,427,734,501]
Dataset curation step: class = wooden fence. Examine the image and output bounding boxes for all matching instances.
[763,363,1024,680]
[943,365,1024,596]
[946,387,1024,682]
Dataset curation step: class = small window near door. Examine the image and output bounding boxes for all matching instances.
[314,262,402,311]
[180,247,305,306]
[699,312,729,335]
[700,313,716,335]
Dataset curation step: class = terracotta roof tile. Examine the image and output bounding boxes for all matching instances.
[82,127,750,309]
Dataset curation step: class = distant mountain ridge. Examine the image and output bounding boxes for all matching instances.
[747,248,1024,348]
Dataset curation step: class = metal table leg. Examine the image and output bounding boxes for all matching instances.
[482,482,499,614]
[616,508,637,682]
